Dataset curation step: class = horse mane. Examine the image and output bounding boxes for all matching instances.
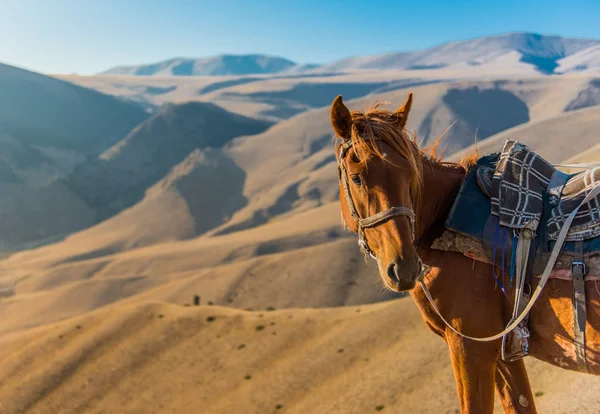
[339,101,479,210]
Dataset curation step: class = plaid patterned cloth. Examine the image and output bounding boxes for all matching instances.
[547,166,600,241]
[490,140,555,231]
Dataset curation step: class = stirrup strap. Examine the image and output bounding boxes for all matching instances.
[572,240,589,373]
[418,182,600,342]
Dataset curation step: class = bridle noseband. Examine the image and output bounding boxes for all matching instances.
[337,138,416,260]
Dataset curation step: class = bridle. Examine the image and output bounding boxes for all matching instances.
[337,138,417,260]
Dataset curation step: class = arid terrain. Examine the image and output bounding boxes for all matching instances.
[2,32,600,413]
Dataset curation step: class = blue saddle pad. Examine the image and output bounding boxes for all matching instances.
[445,154,600,254]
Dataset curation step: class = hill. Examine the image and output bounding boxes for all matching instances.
[2,299,600,413]
[0,63,148,152]
[209,77,596,236]
[0,102,271,249]
[7,76,595,251]
[0,63,148,188]
[452,104,600,163]
[100,54,308,76]
[563,142,600,164]
[0,202,404,335]
[557,44,600,74]
[3,65,600,413]
[67,101,271,220]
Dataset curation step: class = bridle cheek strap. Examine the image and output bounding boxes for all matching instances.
[338,139,416,259]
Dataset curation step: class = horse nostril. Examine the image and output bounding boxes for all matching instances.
[387,262,400,283]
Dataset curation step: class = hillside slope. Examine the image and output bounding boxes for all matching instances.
[66,101,271,220]
[0,202,404,335]
[2,299,600,414]
[0,102,270,249]
[0,63,148,153]
[557,44,600,74]
[452,104,600,163]
[0,62,148,191]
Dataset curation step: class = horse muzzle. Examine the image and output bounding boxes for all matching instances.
[384,257,424,292]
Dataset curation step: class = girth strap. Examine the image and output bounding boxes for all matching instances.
[572,240,589,373]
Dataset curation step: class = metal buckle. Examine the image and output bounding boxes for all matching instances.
[358,238,377,260]
[502,325,530,362]
[572,261,588,276]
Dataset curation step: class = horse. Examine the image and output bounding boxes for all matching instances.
[330,93,600,413]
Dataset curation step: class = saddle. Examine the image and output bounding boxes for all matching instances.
[434,140,600,368]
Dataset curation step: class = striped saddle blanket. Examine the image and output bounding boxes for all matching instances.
[435,140,600,279]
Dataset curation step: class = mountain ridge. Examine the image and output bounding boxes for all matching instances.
[98,33,600,77]
[321,32,600,74]
[100,54,310,76]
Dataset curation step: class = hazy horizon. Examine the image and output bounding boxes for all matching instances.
[2,0,600,75]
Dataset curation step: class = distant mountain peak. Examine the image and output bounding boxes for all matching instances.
[321,32,600,74]
[100,54,311,77]
[99,33,600,77]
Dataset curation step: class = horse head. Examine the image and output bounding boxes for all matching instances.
[331,93,425,292]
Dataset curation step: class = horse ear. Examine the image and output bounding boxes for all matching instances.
[330,95,352,140]
[394,92,413,128]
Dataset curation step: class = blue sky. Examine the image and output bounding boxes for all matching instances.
[2,0,600,75]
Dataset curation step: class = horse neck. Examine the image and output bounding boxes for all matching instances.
[416,159,466,241]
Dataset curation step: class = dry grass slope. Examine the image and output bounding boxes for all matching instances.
[0,203,404,336]
[2,299,600,414]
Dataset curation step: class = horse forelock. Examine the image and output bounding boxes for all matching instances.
[344,102,424,213]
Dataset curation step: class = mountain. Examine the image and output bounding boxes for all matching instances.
[0,63,149,187]
[0,63,148,152]
[100,54,310,76]
[67,102,271,219]
[0,102,271,249]
[321,32,600,74]
[94,33,600,83]
[0,62,150,250]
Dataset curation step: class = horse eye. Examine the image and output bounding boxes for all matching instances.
[351,174,362,186]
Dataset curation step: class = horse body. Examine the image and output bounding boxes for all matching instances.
[413,159,600,412]
[330,94,600,413]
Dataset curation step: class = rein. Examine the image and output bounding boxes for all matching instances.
[339,138,600,342]
[554,162,600,169]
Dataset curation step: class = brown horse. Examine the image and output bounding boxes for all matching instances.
[331,93,600,413]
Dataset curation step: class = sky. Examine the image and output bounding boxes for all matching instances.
[2,0,600,75]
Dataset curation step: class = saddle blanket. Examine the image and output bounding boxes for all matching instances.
[432,230,600,280]
[435,140,600,280]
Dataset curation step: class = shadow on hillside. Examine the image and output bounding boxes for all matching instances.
[565,79,600,112]
[419,86,530,153]
[222,82,389,119]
